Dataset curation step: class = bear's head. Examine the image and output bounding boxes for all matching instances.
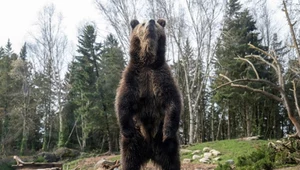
[129,19,166,66]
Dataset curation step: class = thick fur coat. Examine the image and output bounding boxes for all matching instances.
[115,19,182,170]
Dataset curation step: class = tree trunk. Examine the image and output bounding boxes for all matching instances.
[20,117,28,155]
[211,105,215,141]
[227,106,231,139]
[58,81,65,148]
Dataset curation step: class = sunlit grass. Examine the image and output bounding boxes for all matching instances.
[183,139,270,164]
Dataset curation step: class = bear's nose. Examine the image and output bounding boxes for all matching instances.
[149,19,155,25]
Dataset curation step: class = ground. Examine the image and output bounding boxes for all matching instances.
[64,155,217,170]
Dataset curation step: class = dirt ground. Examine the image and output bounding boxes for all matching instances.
[71,155,217,170]
[67,155,300,170]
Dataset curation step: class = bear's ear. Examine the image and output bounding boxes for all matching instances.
[130,19,139,30]
[157,19,166,28]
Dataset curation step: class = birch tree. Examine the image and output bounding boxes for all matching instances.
[28,3,68,150]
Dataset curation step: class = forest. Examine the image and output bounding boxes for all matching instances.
[1,0,300,156]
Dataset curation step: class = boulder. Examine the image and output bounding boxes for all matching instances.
[203,147,211,152]
[192,150,201,155]
[180,149,193,154]
[213,157,221,161]
[37,152,58,162]
[54,147,80,160]
[203,152,212,158]
[226,159,234,165]
[199,157,210,164]
[192,155,202,160]
[210,149,221,156]
[182,158,192,163]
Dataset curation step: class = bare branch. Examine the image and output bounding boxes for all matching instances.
[214,74,283,102]
[245,54,278,72]
[235,56,260,79]
[292,80,300,118]
[283,0,300,64]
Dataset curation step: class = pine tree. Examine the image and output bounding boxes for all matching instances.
[68,24,102,151]
[5,39,13,56]
[213,0,265,138]
[98,34,125,152]
[19,43,27,61]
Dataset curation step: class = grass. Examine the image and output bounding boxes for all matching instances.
[63,139,270,169]
[182,139,270,164]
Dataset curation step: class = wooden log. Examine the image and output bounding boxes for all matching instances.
[12,163,62,170]
[12,155,62,170]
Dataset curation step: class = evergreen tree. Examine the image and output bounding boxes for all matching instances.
[19,43,27,61]
[98,34,125,152]
[5,39,13,56]
[213,0,266,138]
[68,24,102,151]
[0,47,4,58]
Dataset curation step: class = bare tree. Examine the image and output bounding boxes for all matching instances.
[216,41,300,137]
[28,3,68,150]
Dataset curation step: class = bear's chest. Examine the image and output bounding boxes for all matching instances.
[138,69,156,98]
[136,69,162,113]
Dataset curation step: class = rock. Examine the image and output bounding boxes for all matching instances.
[210,149,221,156]
[226,159,234,165]
[95,158,106,169]
[213,157,221,161]
[54,147,80,160]
[182,158,192,163]
[36,152,58,162]
[203,147,211,152]
[203,152,212,158]
[192,155,202,160]
[180,149,193,154]
[192,150,201,155]
[199,157,210,164]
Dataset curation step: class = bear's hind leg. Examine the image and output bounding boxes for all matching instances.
[121,135,149,170]
[152,138,180,170]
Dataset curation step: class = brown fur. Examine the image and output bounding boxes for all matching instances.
[115,19,182,170]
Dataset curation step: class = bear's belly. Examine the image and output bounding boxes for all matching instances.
[134,95,164,140]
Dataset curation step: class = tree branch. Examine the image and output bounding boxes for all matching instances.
[283,0,300,64]
[245,54,278,72]
[235,56,260,79]
[214,74,283,102]
[292,80,300,118]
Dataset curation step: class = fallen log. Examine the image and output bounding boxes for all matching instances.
[12,155,62,170]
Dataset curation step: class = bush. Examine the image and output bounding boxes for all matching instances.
[235,147,274,170]
[215,163,232,170]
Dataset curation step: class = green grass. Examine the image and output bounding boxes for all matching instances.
[63,139,270,169]
[183,139,270,164]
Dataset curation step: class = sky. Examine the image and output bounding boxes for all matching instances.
[0,0,105,53]
[0,0,289,56]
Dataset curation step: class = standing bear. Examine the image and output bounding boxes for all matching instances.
[115,19,182,170]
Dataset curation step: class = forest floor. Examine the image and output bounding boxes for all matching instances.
[61,139,300,170]
[64,154,217,170]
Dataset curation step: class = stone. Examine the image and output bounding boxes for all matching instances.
[203,147,211,152]
[226,159,234,165]
[203,152,212,158]
[192,150,201,155]
[213,157,221,161]
[180,149,193,154]
[182,158,192,163]
[199,157,210,164]
[210,149,221,156]
[192,155,202,160]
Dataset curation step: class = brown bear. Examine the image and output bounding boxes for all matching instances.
[115,19,182,170]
